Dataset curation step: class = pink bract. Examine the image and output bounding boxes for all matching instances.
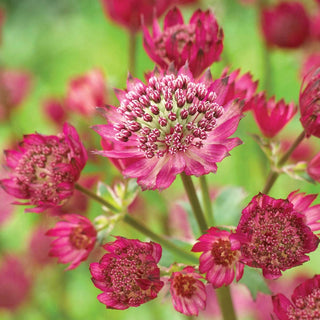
[89,237,164,309]
[192,227,244,288]
[272,274,320,319]
[249,92,297,138]
[260,1,310,48]
[169,266,206,316]
[143,7,223,78]
[46,214,97,270]
[100,0,171,32]
[65,69,107,117]
[299,67,320,138]
[93,66,243,190]
[234,193,320,279]
[0,122,87,212]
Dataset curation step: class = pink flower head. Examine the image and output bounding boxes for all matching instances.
[169,266,206,316]
[0,255,31,310]
[0,123,87,212]
[192,227,244,288]
[261,2,310,48]
[299,67,320,138]
[0,69,31,121]
[65,69,107,117]
[249,92,297,138]
[234,193,320,279]
[93,66,242,190]
[46,214,97,270]
[89,237,164,309]
[100,0,170,32]
[43,97,68,126]
[143,7,223,78]
[301,53,320,80]
[272,274,320,319]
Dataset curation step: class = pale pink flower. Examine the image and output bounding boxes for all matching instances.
[143,7,223,78]
[0,123,87,212]
[46,214,97,270]
[90,237,163,309]
[93,66,242,190]
[192,227,244,288]
[169,266,206,316]
[234,193,320,279]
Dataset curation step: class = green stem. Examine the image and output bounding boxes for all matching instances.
[180,173,208,234]
[262,130,305,194]
[199,175,214,225]
[216,286,237,320]
[128,31,137,76]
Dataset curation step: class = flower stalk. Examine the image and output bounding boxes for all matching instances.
[199,175,214,225]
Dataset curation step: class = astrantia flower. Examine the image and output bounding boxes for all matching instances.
[299,67,320,138]
[93,66,242,190]
[234,193,320,279]
[272,274,320,319]
[249,92,297,138]
[0,123,87,212]
[65,69,107,117]
[46,214,97,270]
[169,266,206,316]
[43,97,67,126]
[192,227,244,288]
[307,151,320,183]
[90,237,164,309]
[261,2,310,48]
[143,7,223,78]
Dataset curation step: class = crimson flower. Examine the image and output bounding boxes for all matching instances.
[93,66,242,190]
[143,7,223,78]
[192,227,244,288]
[233,192,320,279]
[261,2,310,48]
[90,237,164,309]
[299,67,320,138]
[46,214,97,270]
[272,274,320,319]
[249,92,297,138]
[169,266,206,316]
[0,123,87,212]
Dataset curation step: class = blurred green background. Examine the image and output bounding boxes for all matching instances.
[0,0,319,319]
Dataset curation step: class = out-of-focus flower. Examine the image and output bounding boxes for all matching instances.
[143,7,223,78]
[93,66,242,190]
[280,138,314,163]
[169,266,206,316]
[0,70,31,121]
[100,0,171,32]
[300,53,320,80]
[310,10,320,41]
[0,255,31,310]
[192,227,244,288]
[249,92,296,138]
[43,97,68,126]
[0,123,87,212]
[299,67,320,138]
[272,274,320,319]
[307,151,320,183]
[260,2,310,48]
[65,69,107,118]
[29,226,52,266]
[0,167,14,227]
[233,192,320,279]
[90,237,163,309]
[46,214,97,270]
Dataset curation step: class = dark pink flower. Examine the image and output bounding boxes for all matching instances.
[249,92,297,138]
[43,97,68,126]
[143,7,223,78]
[192,227,244,288]
[93,66,242,190]
[100,0,171,32]
[234,193,320,279]
[90,237,164,309]
[65,69,107,117]
[0,69,31,121]
[0,123,87,212]
[299,67,320,138]
[169,266,206,316]
[261,2,310,48]
[46,214,97,270]
[0,255,31,310]
[272,274,320,319]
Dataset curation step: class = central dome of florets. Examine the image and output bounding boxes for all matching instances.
[114,73,223,159]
